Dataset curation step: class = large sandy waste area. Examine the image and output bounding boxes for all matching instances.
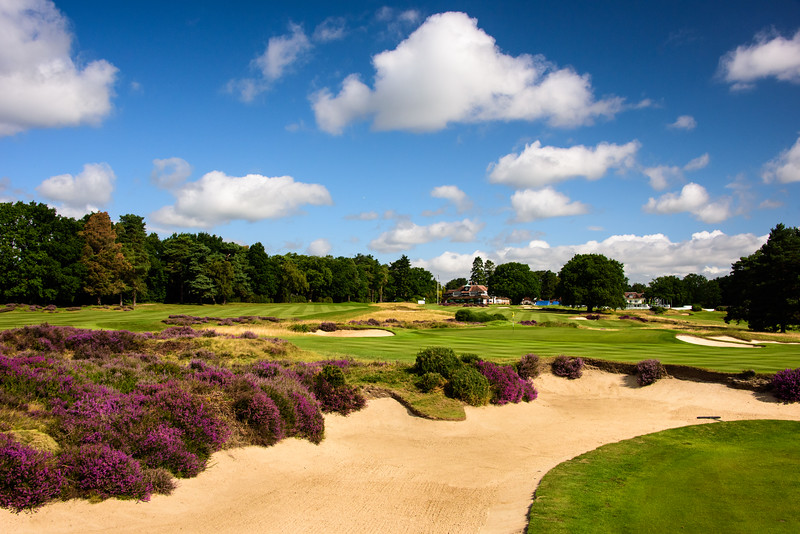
[4,369,800,534]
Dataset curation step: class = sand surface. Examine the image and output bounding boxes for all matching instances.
[4,370,800,534]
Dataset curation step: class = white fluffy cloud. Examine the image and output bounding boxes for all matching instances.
[313,12,623,134]
[151,157,192,189]
[762,135,800,183]
[0,0,117,136]
[36,162,116,217]
[229,23,313,102]
[488,140,639,188]
[417,230,766,284]
[368,218,483,253]
[151,171,332,228]
[669,115,697,130]
[643,182,732,223]
[501,230,765,282]
[720,30,800,89]
[306,238,332,256]
[642,153,709,190]
[431,185,472,212]
[511,187,589,221]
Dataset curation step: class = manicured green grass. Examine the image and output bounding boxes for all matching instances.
[2,303,798,373]
[290,324,800,374]
[0,302,376,332]
[527,420,800,533]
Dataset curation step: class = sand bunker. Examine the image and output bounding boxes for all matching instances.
[676,334,759,348]
[311,329,394,337]
[4,370,799,534]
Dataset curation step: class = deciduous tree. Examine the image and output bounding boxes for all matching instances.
[558,254,626,312]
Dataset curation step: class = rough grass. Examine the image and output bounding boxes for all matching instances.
[527,420,800,533]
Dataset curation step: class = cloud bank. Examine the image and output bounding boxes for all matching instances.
[36,162,116,217]
[152,171,332,228]
[313,12,624,134]
[0,0,117,136]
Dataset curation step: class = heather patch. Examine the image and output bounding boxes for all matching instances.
[475,361,537,405]
[0,325,367,512]
[552,355,585,379]
[636,359,666,386]
[771,368,800,402]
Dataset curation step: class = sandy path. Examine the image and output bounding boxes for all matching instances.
[4,370,800,534]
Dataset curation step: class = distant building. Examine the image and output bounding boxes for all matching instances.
[624,292,647,309]
[443,283,509,305]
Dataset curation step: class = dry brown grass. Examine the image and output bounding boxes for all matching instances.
[350,302,453,323]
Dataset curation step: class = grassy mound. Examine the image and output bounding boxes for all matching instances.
[527,420,800,532]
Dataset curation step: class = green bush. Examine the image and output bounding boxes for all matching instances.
[417,372,445,393]
[650,306,666,315]
[319,365,346,387]
[414,347,462,379]
[445,367,490,406]
[288,323,311,333]
[691,304,702,312]
[459,353,482,365]
[454,309,507,323]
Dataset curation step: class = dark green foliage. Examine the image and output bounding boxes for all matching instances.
[726,223,800,333]
[459,353,482,365]
[454,309,507,323]
[414,346,462,379]
[487,262,539,305]
[445,367,490,406]
[650,306,666,314]
[417,372,445,392]
[558,254,626,312]
[319,365,346,387]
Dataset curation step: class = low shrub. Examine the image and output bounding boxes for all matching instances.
[636,359,666,386]
[414,347,462,379]
[518,320,537,326]
[417,372,445,393]
[60,444,151,501]
[691,304,703,312]
[650,306,666,315]
[771,368,800,402]
[0,434,64,513]
[517,353,540,380]
[288,323,312,333]
[552,356,584,379]
[445,367,490,406]
[318,322,337,332]
[475,361,537,405]
[459,353,481,365]
[454,309,506,323]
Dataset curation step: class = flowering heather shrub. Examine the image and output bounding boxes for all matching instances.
[414,346,462,379]
[475,361,537,404]
[585,314,601,320]
[142,467,176,496]
[0,354,77,402]
[0,324,80,353]
[238,331,258,339]
[636,359,666,386]
[163,315,209,326]
[144,382,230,456]
[231,387,285,446]
[289,391,324,444]
[518,320,537,326]
[158,326,203,339]
[312,378,366,416]
[551,355,584,379]
[318,322,337,332]
[60,444,151,501]
[771,368,800,402]
[134,424,202,478]
[0,433,64,513]
[189,360,235,386]
[619,315,648,323]
[517,353,540,380]
[66,329,146,359]
[445,366,490,406]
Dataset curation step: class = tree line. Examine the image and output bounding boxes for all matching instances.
[0,202,436,306]
[2,202,797,332]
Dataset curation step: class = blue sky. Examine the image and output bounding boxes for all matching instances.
[1,0,799,283]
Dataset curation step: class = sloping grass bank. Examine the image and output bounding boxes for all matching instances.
[527,420,800,533]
